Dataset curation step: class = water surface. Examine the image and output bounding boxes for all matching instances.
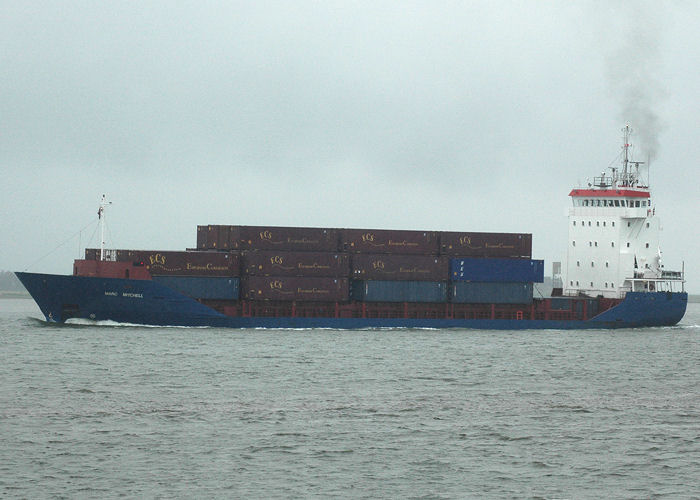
[1,298,698,498]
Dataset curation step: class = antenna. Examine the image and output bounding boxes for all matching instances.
[621,124,631,187]
[647,152,651,187]
[98,194,112,261]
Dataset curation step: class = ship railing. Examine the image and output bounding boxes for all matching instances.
[624,275,685,293]
[593,175,613,187]
[661,270,683,279]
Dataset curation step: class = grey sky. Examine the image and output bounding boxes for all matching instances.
[1,1,698,292]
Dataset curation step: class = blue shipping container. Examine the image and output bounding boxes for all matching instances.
[352,280,447,303]
[450,258,544,283]
[451,282,533,304]
[153,276,240,300]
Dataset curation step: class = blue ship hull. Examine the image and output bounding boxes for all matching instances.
[16,272,688,330]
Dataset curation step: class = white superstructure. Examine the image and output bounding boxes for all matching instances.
[563,125,684,298]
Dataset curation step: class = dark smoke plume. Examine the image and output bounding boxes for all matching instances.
[606,4,666,161]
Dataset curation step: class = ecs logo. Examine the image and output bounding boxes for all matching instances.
[149,254,166,266]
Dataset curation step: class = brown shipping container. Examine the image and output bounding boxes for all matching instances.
[85,248,100,260]
[341,229,439,255]
[197,225,207,250]
[242,276,349,301]
[116,250,240,276]
[351,254,447,281]
[202,225,240,250]
[242,251,349,277]
[238,226,339,252]
[440,232,532,258]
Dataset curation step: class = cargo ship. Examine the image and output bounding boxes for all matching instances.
[16,126,687,329]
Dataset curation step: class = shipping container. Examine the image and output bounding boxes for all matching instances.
[73,260,151,280]
[450,258,544,283]
[85,248,100,260]
[351,280,447,303]
[237,226,339,252]
[242,251,349,277]
[152,276,240,300]
[341,228,439,254]
[351,254,447,281]
[242,276,349,302]
[440,232,532,258]
[197,225,233,250]
[136,251,240,277]
[450,282,533,304]
[196,225,207,250]
[96,250,240,276]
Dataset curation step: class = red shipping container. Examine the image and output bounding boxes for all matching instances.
[351,254,447,281]
[73,260,151,280]
[340,228,439,254]
[439,232,532,258]
[242,251,349,277]
[242,276,349,301]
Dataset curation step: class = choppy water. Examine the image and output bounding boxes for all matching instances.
[1,298,698,499]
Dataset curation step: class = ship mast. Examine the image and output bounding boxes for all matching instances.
[98,194,111,261]
[619,124,644,188]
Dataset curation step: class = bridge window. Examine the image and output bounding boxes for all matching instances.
[589,242,592,247]
[611,242,615,247]
[603,221,606,227]
[576,281,579,286]
[590,282,594,287]
[606,262,609,267]
[597,221,600,227]
[646,222,650,228]
[573,221,576,226]
[628,222,631,227]
[591,262,595,267]
[646,243,649,248]
[635,200,640,207]
[627,242,630,248]
[577,261,580,267]
[612,222,615,227]
[595,242,598,247]
[588,221,592,226]
[572,241,576,246]
[584,200,589,207]
[642,201,647,207]
[614,200,620,207]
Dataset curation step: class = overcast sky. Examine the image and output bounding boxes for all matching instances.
[1,1,698,292]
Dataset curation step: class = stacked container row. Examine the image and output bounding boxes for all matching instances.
[197,225,532,258]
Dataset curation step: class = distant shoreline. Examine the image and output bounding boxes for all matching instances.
[0,291,31,298]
